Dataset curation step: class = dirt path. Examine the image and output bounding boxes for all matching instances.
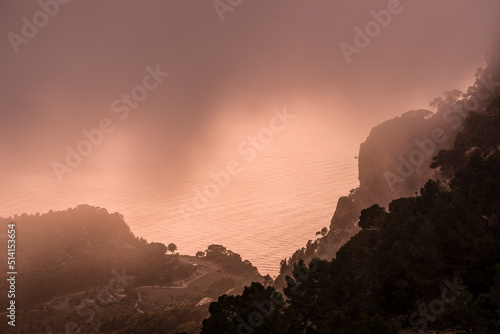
[45,290,86,306]
[138,270,210,290]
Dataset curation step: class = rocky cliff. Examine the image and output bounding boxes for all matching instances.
[275,54,500,288]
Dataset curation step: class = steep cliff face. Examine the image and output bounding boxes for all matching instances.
[359,110,443,203]
[275,57,500,288]
[320,67,499,257]
[317,110,458,260]
[276,108,455,287]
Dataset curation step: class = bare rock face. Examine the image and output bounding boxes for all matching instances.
[275,58,500,287]
[321,61,500,260]
[317,109,459,262]
[358,110,444,204]
[275,110,461,287]
[275,110,457,287]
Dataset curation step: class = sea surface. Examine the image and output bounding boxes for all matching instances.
[3,112,371,277]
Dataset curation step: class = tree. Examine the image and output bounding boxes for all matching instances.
[196,251,205,257]
[167,243,177,255]
[148,242,167,255]
[316,226,328,237]
[201,282,284,334]
[205,244,228,259]
[358,204,387,230]
[263,274,273,287]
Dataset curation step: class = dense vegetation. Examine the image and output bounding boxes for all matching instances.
[0,205,197,308]
[201,100,500,332]
[0,206,263,333]
[203,244,260,276]
[276,50,500,289]
[3,44,500,334]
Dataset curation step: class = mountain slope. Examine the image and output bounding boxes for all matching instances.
[275,46,500,289]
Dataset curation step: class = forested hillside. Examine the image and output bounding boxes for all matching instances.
[0,205,198,307]
[275,42,500,291]
[202,47,500,333]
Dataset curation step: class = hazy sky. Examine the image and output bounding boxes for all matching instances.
[1,0,499,204]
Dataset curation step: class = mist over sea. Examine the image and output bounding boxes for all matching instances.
[3,113,370,276]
